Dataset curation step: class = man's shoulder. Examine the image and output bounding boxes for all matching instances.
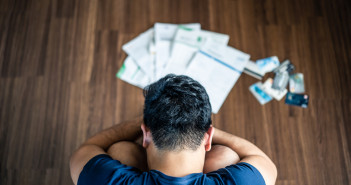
[78,154,145,185]
[206,162,266,185]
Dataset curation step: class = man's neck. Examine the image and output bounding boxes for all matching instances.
[147,144,206,177]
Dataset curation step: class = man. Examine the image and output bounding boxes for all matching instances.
[70,74,277,185]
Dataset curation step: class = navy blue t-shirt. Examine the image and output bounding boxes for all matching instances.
[78,154,265,185]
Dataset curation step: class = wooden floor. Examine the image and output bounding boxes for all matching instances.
[1,0,350,184]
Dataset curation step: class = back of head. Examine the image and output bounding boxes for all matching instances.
[143,74,212,151]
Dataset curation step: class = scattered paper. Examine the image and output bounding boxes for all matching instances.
[118,23,303,111]
[185,42,250,113]
[154,23,201,79]
[116,57,150,88]
[122,28,156,81]
[162,27,230,77]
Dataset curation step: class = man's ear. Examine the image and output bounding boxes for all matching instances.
[204,126,215,151]
[141,123,152,148]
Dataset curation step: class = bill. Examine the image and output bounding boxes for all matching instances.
[185,41,250,113]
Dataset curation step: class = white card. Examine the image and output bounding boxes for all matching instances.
[256,56,280,74]
[262,78,287,101]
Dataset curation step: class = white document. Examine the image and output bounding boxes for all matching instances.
[199,30,230,46]
[122,28,156,81]
[154,23,201,79]
[185,42,250,113]
[162,27,230,77]
[116,57,151,88]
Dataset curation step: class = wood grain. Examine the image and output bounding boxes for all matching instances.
[0,0,350,184]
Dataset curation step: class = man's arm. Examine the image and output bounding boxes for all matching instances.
[69,117,143,185]
[212,128,277,185]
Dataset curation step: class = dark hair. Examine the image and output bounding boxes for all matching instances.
[143,74,212,151]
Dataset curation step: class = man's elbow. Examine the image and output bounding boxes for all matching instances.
[272,162,278,179]
[69,145,92,185]
[69,148,82,185]
[269,159,278,185]
[257,155,278,185]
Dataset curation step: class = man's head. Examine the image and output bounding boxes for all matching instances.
[142,74,212,152]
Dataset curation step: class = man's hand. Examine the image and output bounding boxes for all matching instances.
[212,128,277,185]
[69,117,143,185]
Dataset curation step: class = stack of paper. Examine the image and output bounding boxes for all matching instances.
[117,23,250,113]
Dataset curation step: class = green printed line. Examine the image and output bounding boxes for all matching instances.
[178,25,193,31]
[116,63,126,78]
[131,67,140,79]
[174,40,199,48]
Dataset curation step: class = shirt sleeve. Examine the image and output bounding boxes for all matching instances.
[77,154,142,185]
[208,162,266,185]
